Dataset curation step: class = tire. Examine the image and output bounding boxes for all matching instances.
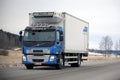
[56,54,64,69]
[25,64,34,69]
[71,54,81,67]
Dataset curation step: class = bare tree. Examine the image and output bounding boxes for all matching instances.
[99,36,113,56]
[115,39,120,50]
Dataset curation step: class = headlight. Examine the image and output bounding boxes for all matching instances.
[50,56,55,61]
[22,55,26,61]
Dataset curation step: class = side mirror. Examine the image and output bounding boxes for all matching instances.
[19,31,22,41]
[19,31,22,35]
[60,36,63,41]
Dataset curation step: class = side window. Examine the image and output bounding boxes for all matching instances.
[24,32,29,40]
[57,31,60,41]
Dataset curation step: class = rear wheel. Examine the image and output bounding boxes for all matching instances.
[25,64,34,69]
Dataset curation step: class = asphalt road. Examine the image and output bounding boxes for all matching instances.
[0,60,120,80]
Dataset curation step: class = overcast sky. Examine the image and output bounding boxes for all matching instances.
[0,0,120,49]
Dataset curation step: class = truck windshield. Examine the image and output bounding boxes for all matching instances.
[24,30,55,42]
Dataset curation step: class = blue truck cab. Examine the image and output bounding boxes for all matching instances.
[20,26,64,69]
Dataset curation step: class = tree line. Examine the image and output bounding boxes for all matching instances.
[0,29,21,49]
[99,35,120,56]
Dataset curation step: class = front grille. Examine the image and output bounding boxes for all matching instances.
[32,59,44,62]
[27,49,50,54]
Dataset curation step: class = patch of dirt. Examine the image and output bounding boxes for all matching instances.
[0,50,22,67]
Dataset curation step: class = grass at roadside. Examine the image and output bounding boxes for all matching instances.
[88,52,120,61]
[0,50,120,68]
[0,50,22,67]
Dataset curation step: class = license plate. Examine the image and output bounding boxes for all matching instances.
[34,62,42,65]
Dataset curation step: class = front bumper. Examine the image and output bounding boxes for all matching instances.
[22,54,58,66]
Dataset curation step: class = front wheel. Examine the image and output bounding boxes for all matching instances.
[56,54,64,69]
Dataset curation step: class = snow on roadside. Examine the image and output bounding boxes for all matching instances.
[89,52,103,56]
